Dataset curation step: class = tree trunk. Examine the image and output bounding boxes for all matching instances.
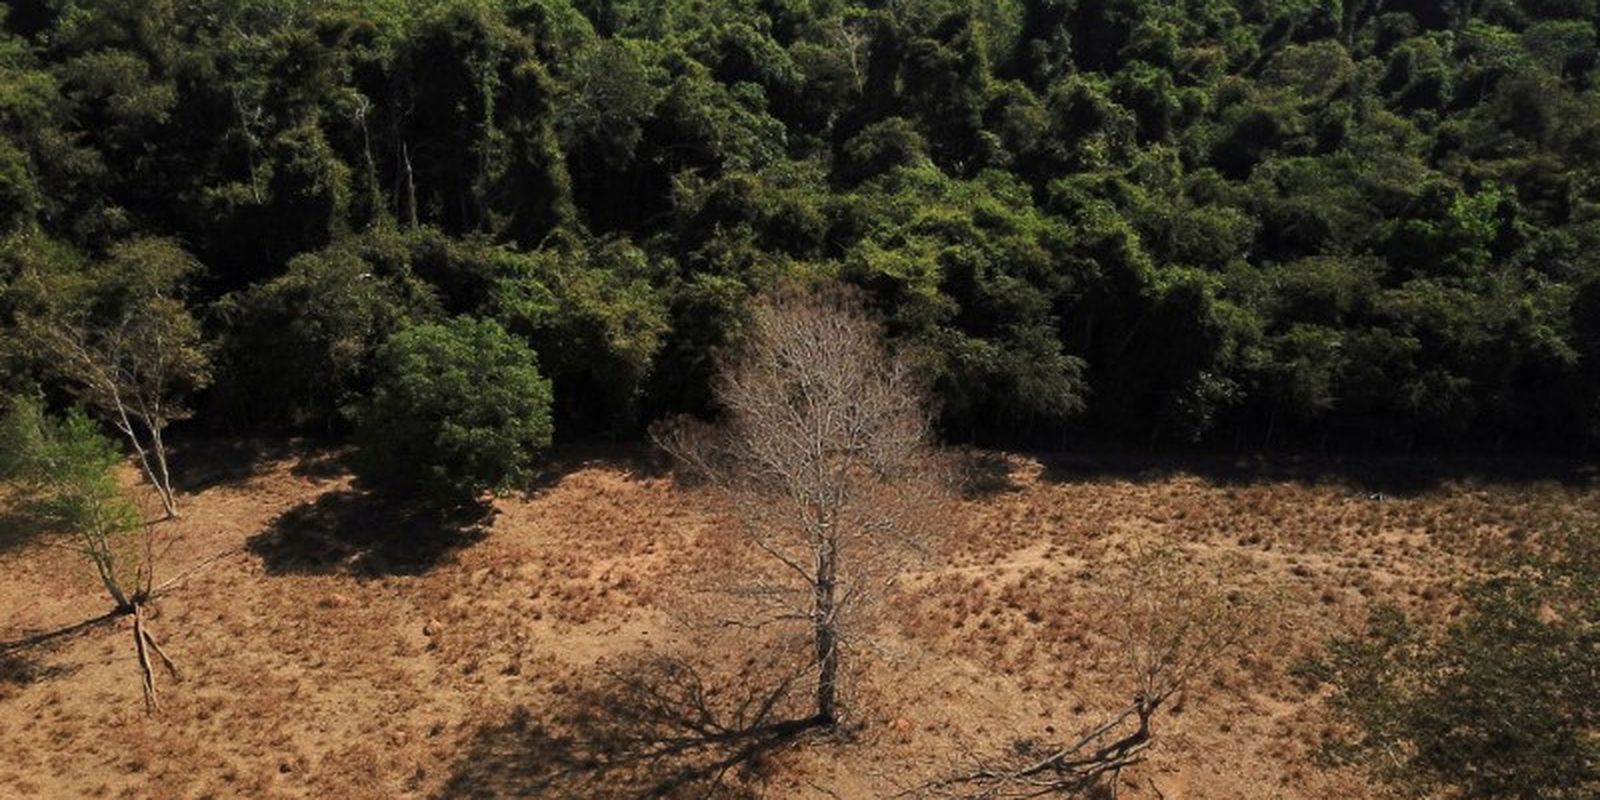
[134,603,158,711]
[814,536,840,726]
[89,548,131,612]
[148,423,177,519]
[109,393,177,518]
[402,141,420,230]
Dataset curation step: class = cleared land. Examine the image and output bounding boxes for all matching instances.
[2,443,1595,798]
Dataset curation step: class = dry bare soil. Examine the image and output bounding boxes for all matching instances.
[2,442,1596,799]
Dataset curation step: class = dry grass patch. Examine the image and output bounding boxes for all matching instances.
[1,445,1593,798]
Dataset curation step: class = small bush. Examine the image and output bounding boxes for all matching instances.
[0,395,143,608]
[352,317,553,506]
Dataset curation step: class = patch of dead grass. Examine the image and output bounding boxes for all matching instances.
[0,446,1593,798]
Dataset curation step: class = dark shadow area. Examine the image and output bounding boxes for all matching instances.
[1034,449,1600,497]
[288,447,353,481]
[437,654,820,799]
[0,506,48,555]
[170,436,357,494]
[0,610,122,655]
[176,437,667,499]
[0,650,77,699]
[957,448,1026,499]
[246,489,493,577]
[242,440,675,578]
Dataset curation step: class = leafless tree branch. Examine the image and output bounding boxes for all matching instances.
[654,283,954,726]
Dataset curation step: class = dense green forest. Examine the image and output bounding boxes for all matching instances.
[3,0,1599,451]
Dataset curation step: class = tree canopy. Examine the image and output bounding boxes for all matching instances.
[352,316,553,505]
[4,0,1600,451]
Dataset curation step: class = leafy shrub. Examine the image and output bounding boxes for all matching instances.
[213,242,427,431]
[1304,531,1599,800]
[352,318,552,506]
[489,237,669,435]
[0,395,142,608]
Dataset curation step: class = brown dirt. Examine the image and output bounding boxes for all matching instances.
[1,443,1595,799]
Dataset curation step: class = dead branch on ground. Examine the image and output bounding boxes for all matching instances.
[915,542,1258,799]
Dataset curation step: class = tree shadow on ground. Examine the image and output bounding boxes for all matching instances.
[437,654,821,799]
[957,448,1027,499]
[287,448,351,482]
[243,441,673,578]
[170,436,356,493]
[246,489,493,577]
[169,437,307,493]
[0,506,47,555]
[0,650,78,700]
[1030,449,1600,498]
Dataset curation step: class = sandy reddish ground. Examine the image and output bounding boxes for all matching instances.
[1,441,1595,799]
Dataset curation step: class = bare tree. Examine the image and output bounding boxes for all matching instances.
[17,238,211,519]
[921,543,1255,798]
[829,13,873,93]
[656,284,952,726]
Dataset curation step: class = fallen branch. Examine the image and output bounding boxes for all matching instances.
[142,626,182,683]
[914,540,1259,798]
[131,601,183,714]
[152,547,241,596]
[914,691,1168,799]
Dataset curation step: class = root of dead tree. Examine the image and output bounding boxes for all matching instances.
[3,561,210,712]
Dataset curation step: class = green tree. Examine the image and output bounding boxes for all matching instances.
[14,237,210,518]
[212,239,430,431]
[353,317,553,506]
[557,37,658,173]
[841,167,1090,437]
[0,393,184,709]
[489,236,669,435]
[0,396,142,611]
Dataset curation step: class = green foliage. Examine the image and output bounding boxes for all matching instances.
[352,316,552,506]
[839,117,928,184]
[9,237,212,430]
[0,137,36,233]
[3,0,1600,449]
[557,38,657,170]
[1306,530,1600,800]
[0,395,142,608]
[840,167,1089,434]
[489,236,669,434]
[212,235,431,430]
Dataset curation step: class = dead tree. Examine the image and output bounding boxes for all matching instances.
[921,543,1253,798]
[656,284,952,727]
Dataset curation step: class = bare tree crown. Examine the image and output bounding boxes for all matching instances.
[657,283,951,724]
